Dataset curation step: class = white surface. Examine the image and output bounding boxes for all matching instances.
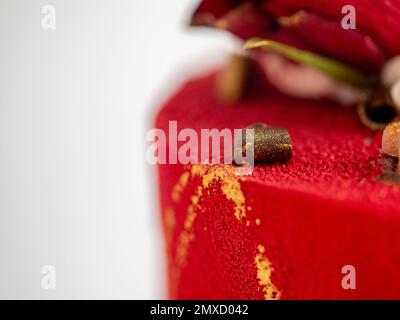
[0,0,236,299]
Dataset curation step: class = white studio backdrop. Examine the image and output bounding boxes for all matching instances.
[0,0,237,299]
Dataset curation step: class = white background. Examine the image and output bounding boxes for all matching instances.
[0,0,236,298]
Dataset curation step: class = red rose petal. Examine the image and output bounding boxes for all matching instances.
[281,11,386,72]
[191,1,271,40]
[190,0,243,26]
[264,0,400,58]
[191,0,400,71]
[214,2,272,40]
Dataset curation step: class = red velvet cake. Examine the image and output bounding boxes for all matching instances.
[155,0,400,299]
[156,73,400,299]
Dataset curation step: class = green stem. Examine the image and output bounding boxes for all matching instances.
[244,38,379,88]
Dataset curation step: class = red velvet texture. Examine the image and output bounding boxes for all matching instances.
[156,73,400,300]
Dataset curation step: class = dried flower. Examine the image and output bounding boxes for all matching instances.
[244,38,378,88]
[382,122,400,157]
[358,91,399,131]
[217,54,250,103]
